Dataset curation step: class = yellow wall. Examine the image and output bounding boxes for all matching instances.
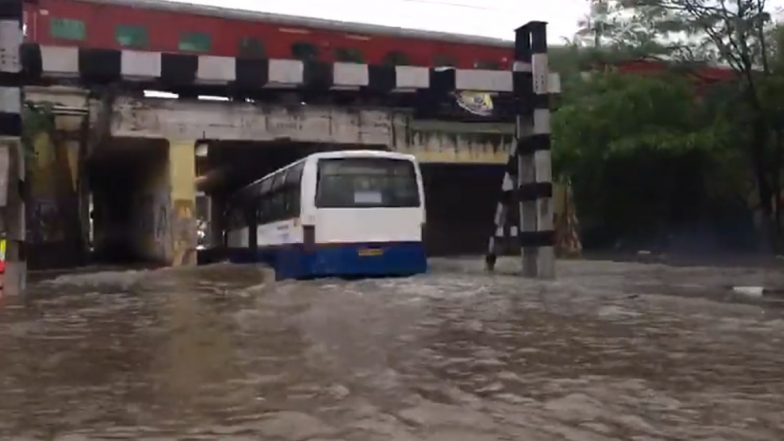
[168,139,197,266]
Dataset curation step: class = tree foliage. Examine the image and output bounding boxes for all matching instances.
[554,0,784,251]
[553,71,750,249]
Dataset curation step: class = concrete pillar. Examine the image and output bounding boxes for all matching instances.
[485,21,555,279]
[126,143,170,264]
[0,0,27,296]
[168,139,197,266]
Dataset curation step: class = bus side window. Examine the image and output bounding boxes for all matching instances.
[258,194,269,223]
[273,191,285,221]
[255,197,264,223]
[257,177,272,223]
[282,163,304,219]
[287,162,304,185]
[260,176,273,195]
[287,187,300,218]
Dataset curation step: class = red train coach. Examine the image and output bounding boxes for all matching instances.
[21,0,515,69]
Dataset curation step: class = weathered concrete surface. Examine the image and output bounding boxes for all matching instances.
[106,97,514,164]
[395,120,513,164]
[93,138,197,266]
[168,139,197,266]
[22,86,90,269]
[0,259,783,440]
[27,86,519,167]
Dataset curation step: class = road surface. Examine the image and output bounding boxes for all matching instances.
[0,258,783,440]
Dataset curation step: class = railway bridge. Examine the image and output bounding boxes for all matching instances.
[1,0,558,290]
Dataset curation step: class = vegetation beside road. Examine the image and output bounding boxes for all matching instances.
[552,0,784,254]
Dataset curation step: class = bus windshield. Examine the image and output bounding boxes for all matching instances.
[315,157,420,208]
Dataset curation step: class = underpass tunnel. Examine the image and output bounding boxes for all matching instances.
[421,163,504,256]
[88,137,505,266]
[89,138,173,265]
[197,142,506,259]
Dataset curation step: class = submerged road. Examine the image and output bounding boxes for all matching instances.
[0,258,783,440]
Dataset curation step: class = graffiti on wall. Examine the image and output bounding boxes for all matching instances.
[155,200,169,240]
[137,193,170,239]
[135,192,172,262]
[28,199,64,244]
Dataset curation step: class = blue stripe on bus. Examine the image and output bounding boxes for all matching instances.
[228,242,428,280]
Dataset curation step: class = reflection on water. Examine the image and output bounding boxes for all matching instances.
[0,260,783,440]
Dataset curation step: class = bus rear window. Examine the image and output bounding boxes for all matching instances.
[316,158,419,208]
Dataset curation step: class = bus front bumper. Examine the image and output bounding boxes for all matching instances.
[275,241,428,280]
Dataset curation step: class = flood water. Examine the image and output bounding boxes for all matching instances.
[1,258,783,440]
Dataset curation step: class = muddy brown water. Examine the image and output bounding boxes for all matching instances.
[0,259,783,440]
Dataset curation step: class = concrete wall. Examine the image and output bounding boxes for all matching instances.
[23,86,92,269]
[106,97,514,165]
[393,120,512,164]
[168,140,197,266]
[91,138,197,266]
[129,143,172,264]
[24,104,88,269]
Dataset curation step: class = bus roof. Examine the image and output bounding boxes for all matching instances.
[231,150,418,201]
[306,150,418,161]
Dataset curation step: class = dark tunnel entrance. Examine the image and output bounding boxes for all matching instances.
[88,139,171,265]
[421,163,504,256]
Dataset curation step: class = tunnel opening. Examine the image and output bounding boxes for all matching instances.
[86,138,505,267]
[88,138,172,266]
[422,163,505,256]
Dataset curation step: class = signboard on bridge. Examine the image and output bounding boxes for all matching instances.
[455,91,494,117]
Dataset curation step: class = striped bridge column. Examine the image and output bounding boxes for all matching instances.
[485,21,554,279]
[0,0,27,296]
[484,145,518,271]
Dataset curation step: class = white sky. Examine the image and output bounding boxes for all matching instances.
[166,0,590,43]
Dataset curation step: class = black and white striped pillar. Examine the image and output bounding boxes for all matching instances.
[485,21,554,278]
[0,0,27,295]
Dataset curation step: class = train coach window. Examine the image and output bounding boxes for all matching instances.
[382,51,412,66]
[334,48,364,63]
[239,37,266,58]
[433,54,457,67]
[50,17,86,41]
[116,25,149,49]
[475,60,501,70]
[291,42,319,61]
[179,31,212,53]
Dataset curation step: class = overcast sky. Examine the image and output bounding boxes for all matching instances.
[166,0,589,43]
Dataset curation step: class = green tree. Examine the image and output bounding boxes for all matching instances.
[553,71,749,248]
[564,0,784,249]
[614,1,780,237]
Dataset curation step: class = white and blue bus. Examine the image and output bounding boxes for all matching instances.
[225,150,428,280]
